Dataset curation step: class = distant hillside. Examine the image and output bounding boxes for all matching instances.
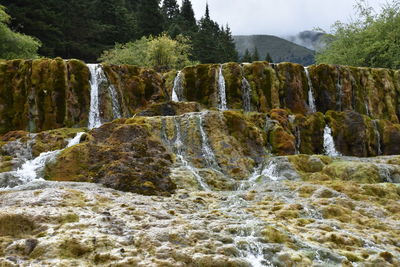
[234,35,315,66]
[284,31,326,51]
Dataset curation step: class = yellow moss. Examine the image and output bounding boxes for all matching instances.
[261,226,289,243]
[58,238,92,258]
[0,214,38,237]
[56,213,80,224]
[322,204,352,222]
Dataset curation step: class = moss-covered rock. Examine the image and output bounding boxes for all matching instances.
[102,64,167,117]
[0,214,38,237]
[322,161,381,183]
[0,59,90,134]
[268,109,296,155]
[181,64,219,108]
[137,101,202,117]
[46,120,175,196]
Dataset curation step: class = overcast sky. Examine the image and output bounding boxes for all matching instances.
[186,0,389,36]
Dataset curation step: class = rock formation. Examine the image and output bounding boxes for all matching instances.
[0,59,399,266]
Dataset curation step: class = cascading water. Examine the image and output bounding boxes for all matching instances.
[172,71,183,102]
[0,132,84,188]
[88,63,122,129]
[373,120,382,155]
[108,84,122,119]
[289,115,301,154]
[323,125,341,157]
[242,77,252,112]
[336,69,343,111]
[88,64,103,129]
[217,65,228,110]
[198,112,219,168]
[304,67,317,113]
[168,116,211,191]
[1,64,117,189]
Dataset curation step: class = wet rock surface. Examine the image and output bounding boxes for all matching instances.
[1,60,400,266]
[0,173,398,266]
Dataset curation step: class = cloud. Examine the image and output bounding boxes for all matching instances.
[187,0,388,36]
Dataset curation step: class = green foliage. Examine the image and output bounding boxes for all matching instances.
[2,0,238,64]
[192,6,238,63]
[179,0,198,35]
[0,5,40,59]
[316,0,400,68]
[137,0,164,37]
[2,0,137,62]
[99,33,197,71]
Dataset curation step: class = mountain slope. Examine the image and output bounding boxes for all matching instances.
[284,30,326,51]
[234,35,315,65]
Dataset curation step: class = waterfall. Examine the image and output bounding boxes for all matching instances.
[88,64,122,129]
[88,64,103,129]
[336,70,343,111]
[172,71,183,102]
[171,117,210,191]
[305,67,317,113]
[323,125,341,157]
[217,65,228,111]
[289,115,301,154]
[108,84,122,119]
[373,120,382,155]
[0,132,84,188]
[365,100,371,116]
[198,112,219,168]
[242,77,252,112]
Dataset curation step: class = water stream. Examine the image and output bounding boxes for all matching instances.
[164,115,211,191]
[88,64,103,129]
[289,115,301,154]
[1,64,115,188]
[0,132,84,188]
[304,67,317,113]
[323,125,341,157]
[88,63,122,129]
[372,120,382,156]
[336,69,343,111]
[172,71,183,102]
[242,77,252,112]
[218,65,228,110]
[108,84,122,119]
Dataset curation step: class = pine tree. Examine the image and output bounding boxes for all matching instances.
[161,0,179,21]
[252,46,259,62]
[179,0,198,35]
[137,0,164,37]
[193,4,238,63]
[265,52,273,62]
[218,25,238,63]
[242,49,252,62]
[161,0,180,37]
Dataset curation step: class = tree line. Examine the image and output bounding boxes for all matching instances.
[0,0,238,64]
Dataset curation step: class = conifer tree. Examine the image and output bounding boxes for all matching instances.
[161,0,181,37]
[193,3,237,63]
[179,0,198,35]
[218,25,238,63]
[252,46,259,62]
[137,0,164,37]
[161,0,180,20]
[242,49,252,62]
[265,53,273,62]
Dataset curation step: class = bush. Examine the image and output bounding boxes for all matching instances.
[316,0,400,69]
[0,5,41,59]
[99,33,198,71]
